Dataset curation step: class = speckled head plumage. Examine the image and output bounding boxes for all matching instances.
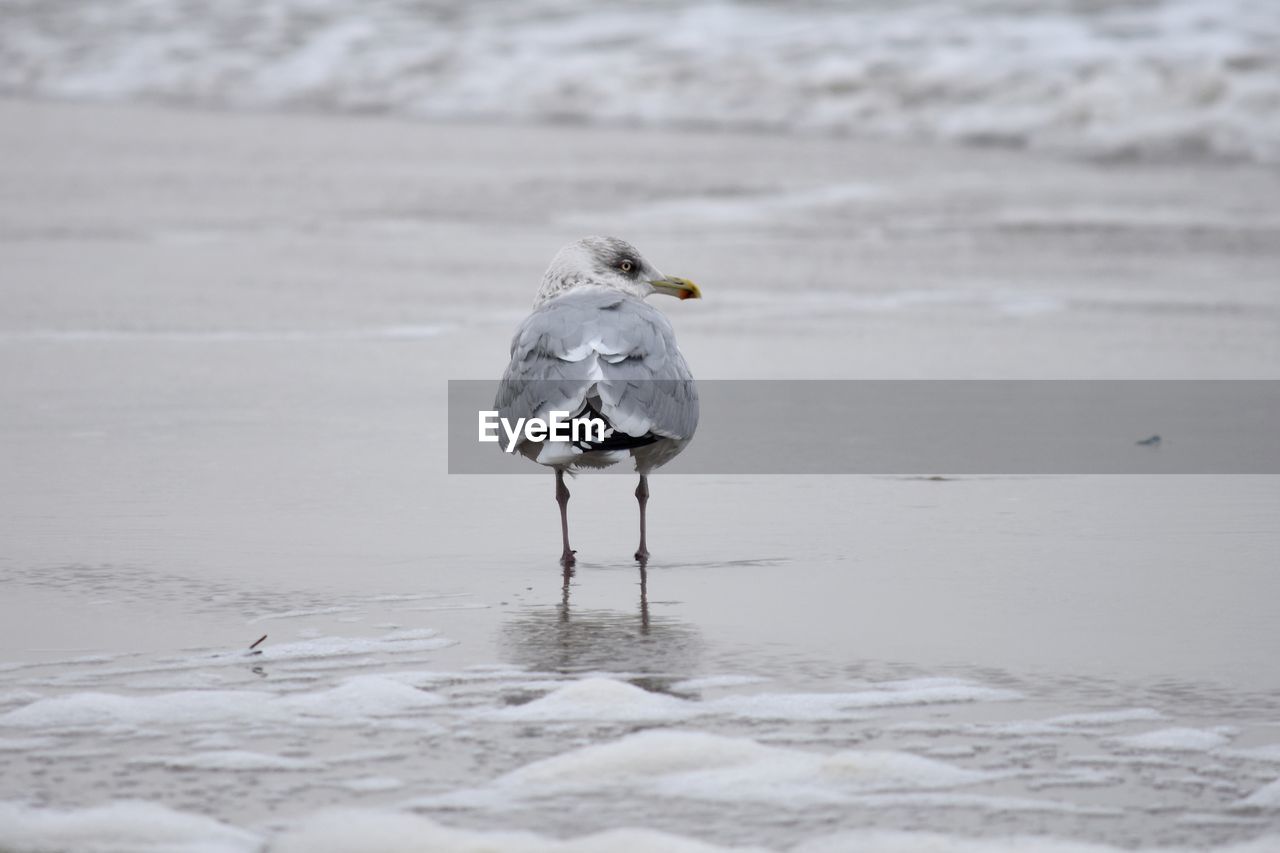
[533,236,701,307]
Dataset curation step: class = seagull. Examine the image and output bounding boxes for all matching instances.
[495,237,700,567]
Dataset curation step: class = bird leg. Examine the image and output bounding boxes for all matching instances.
[556,469,576,567]
[634,474,650,564]
[638,564,650,633]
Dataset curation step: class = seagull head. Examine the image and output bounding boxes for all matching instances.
[534,236,702,306]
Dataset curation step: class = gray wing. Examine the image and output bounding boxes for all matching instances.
[495,287,698,459]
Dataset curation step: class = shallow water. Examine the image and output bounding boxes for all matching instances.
[1,100,1279,850]
[3,505,1280,850]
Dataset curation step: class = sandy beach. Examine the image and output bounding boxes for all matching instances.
[2,98,1280,850]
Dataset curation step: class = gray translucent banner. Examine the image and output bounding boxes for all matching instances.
[448,380,1280,474]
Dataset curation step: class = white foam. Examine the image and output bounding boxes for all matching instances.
[491,677,694,721]
[1026,767,1120,791]
[1236,777,1280,810]
[795,830,1280,852]
[187,733,238,750]
[712,678,1019,718]
[966,721,1070,738]
[796,831,1072,853]
[22,631,457,690]
[1113,726,1236,752]
[0,800,259,853]
[336,776,405,793]
[1,689,270,729]
[490,730,988,804]
[284,673,446,718]
[1043,708,1167,727]
[128,750,318,771]
[0,689,44,708]
[0,673,443,730]
[1220,744,1280,763]
[7,801,1276,853]
[492,677,1017,723]
[3,758,1278,852]
[272,809,757,853]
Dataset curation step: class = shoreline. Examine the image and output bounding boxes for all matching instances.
[2,95,1279,849]
[5,93,1277,172]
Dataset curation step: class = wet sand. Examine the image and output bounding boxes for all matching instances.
[2,99,1279,850]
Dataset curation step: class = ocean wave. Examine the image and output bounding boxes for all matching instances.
[1,0,1278,162]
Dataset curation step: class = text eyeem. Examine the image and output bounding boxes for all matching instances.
[478,410,607,453]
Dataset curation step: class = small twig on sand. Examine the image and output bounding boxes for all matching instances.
[249,634,268,651]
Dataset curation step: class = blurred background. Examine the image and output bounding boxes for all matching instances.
[3,0,1279,162]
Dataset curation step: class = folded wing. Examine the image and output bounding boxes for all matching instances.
[495,286,698,467]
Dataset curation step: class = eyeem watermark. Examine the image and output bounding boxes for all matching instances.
[479,410,607,453]
[453,380,1280,474]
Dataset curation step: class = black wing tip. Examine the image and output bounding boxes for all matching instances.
[570,401,661,453]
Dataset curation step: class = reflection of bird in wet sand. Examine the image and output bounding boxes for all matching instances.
[502,566,701,676]
[495,237,700,567]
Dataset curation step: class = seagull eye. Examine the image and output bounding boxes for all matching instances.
[619,259,634,273]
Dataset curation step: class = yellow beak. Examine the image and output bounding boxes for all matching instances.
[649,276,702,300]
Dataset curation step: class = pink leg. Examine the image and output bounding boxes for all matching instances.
[556,470,576,567]
[634,474,649,563]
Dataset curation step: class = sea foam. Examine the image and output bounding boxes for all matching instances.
[1,0,1276,162]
